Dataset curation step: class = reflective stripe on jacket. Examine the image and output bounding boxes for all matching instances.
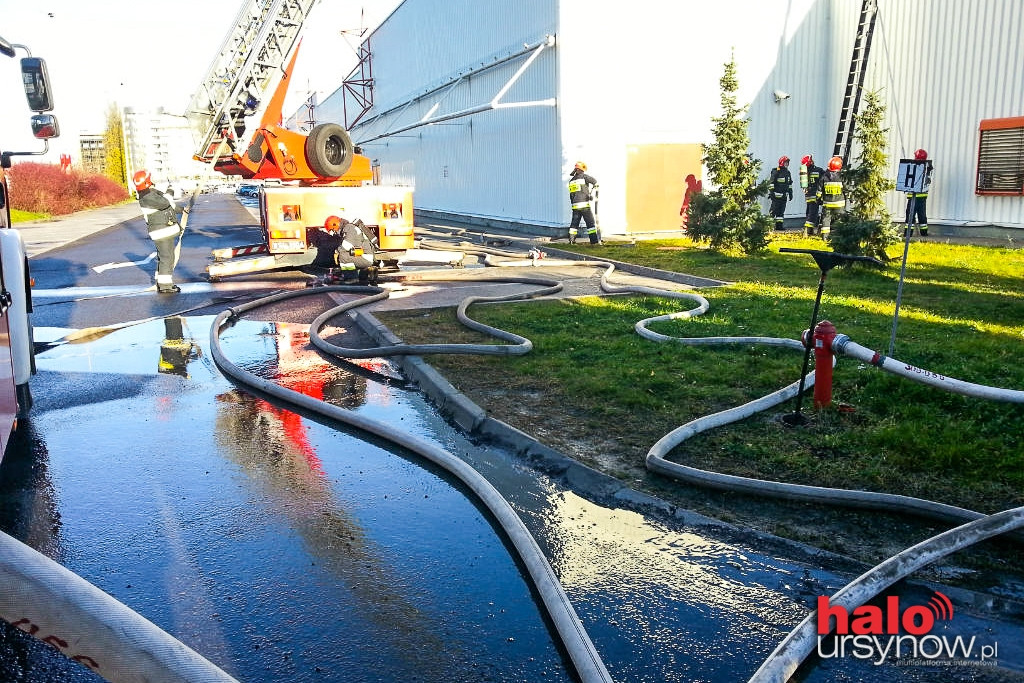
[568,171,597,210]
[770,166,793,199]
[803,165,824,200]
[822,171,845,209]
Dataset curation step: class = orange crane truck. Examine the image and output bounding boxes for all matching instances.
[186,0,448,283]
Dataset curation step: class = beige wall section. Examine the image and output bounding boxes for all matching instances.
[625,143,703,234]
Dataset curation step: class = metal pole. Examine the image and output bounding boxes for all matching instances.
[888,195,916,356]
[788,271,828,424]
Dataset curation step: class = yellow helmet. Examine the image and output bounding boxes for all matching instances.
[574,161,587,172]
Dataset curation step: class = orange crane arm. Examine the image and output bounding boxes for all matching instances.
[212,45,371,186]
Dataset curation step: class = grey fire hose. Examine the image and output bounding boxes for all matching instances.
[0,531,238,683]
[748,505,1024,683]
[210,285,614,683]
[834,335,1024,402]
[386,254,1022,527]
[208,251,1021,682]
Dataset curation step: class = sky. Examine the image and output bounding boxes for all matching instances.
[0,0,399,163]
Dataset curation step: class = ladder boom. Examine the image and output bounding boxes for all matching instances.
[832,0,878,166]
[184,0,320,166]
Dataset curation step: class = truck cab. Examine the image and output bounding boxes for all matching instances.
[0,35,58,456]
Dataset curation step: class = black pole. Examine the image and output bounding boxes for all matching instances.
[777,248,882,428]
[785,271,828,426]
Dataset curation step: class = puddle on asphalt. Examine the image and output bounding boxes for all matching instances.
[18,317,1024,683]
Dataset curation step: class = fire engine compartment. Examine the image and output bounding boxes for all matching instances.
[208,184,464,281]
[260,185,414,256]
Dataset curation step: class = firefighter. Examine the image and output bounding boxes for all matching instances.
[768,156,793,231]
[567,161,600,245]
[801,154,825,235]
[820,156,846,235]
[134,169,185,293]
[906,148,934,237]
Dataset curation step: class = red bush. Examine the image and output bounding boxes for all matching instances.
[7,162,129,215]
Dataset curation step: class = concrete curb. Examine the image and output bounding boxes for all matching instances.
[349,307,863,571]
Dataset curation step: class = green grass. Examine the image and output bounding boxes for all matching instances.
[10,208,48,223]
[378,234,1024,515]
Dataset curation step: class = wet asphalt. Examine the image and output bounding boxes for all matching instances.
[1,194,1023,682]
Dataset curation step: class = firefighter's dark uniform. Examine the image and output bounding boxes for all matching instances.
[568,169,600,244]
[803,163,825,235]
[905,161,934,237]
[820,169,846,235]
[138,187,184,292]
[769,163,793,231]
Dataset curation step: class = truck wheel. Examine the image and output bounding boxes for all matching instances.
[305,123,354,178]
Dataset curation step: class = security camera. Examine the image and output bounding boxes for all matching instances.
[773,90,791,103]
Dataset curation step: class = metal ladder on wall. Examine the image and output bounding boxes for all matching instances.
[832,0,879,166]
[184,0,319,164]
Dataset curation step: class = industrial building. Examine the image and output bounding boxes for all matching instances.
[123,107,219,194]
[310,0,1024,239]
[77,134,106,175]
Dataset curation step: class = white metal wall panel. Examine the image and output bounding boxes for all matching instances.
[315,0,1024,231]
[333,0,562,225]
[862,0,1024,227]
[367,0,555,113]
[558,0,840,232]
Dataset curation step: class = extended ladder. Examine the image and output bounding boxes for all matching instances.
[184,0,319,164]
[832,0,879,166]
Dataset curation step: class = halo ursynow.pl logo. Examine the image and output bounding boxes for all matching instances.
[815,591,999,667]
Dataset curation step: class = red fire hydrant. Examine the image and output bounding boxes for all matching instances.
[812,320,837,408]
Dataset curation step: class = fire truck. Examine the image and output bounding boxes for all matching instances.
[0,35,54,456]
[186,0,451,282]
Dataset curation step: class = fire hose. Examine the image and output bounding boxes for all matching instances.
[0,531,238,683]
[210,284,614,683]
[8,243,1018,682]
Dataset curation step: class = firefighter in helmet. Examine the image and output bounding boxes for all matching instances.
[134,169,185,294]
[906,148,934,237]
[768,156,793,231]
[820,156,846,236]
[567,161,600,245]
[800,154,825,235]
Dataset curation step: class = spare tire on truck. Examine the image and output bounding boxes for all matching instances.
[305,123,355,178]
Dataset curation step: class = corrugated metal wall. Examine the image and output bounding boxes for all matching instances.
[315,0,1024,232]
[559,0,837,231]
[861,0,1024,226]
[746,0,1024,227]
[326,0,562,226]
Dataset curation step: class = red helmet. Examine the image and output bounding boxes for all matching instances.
[828,156,843,171]
[801,155,813,166]
[324,215,342,231]
[914,148,928,160]
[132,169,153,191]
[778,156,790,166]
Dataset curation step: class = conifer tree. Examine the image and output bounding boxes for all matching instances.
[102,103,128,189]
[686,55,771,254]
[828,89,897,262]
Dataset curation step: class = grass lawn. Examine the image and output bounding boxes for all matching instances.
[378,233,1024,520]
[10,208,48,223]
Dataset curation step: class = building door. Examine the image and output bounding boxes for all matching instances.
[625,143,702,235]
